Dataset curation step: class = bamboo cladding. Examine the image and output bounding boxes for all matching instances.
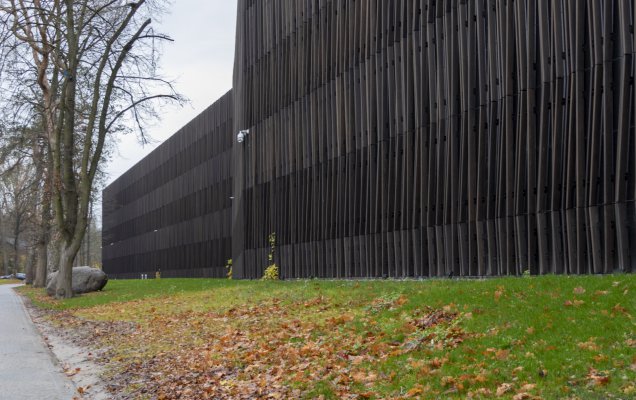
[102,91,234,278]
[105,1,636,280]
[231,0,636,279]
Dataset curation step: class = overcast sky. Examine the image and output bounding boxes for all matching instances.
[104,0,238,185]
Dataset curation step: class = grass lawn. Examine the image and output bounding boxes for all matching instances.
[18,275,635,399]
[0,279,21,285]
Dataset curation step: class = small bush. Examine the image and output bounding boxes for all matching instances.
[226,259,233,279]
[262,264,279,281]
[262,232,279,280]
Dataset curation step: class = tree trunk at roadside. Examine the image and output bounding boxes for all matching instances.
[0,210,6,276]
[25,249,36,284]
[12,227,20,275]
[55,246,78,298]
[32,125,52,288]
[34,239,48,287]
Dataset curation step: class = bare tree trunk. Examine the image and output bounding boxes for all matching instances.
[0,210,6,276]
[12,226,20,274]
[25,249,36,284]
[86,201,92,266]
[55,246,75,298]
[33,191,51,287]
[2,251,7,276]
[34,239,48,287]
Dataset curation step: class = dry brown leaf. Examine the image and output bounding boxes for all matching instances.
[573,287,586,295]
[520,383,536,391]
[587,368,610,386]
[406,386,425,397]
[496,383,514,397]
[495,349,510,360]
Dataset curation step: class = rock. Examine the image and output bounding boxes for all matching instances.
[46,267,108,296]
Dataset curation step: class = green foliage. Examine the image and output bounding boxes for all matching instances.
[262,264,279,281]
[226,258,233,279]
[267,232,276,262]
[262,232,279,280]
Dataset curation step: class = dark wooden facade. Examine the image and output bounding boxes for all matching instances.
[231,0,636,279]
[103,92,233,278]
[106,1,636,280]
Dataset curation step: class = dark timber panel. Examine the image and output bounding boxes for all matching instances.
[104,1,635,280]
[231,0,636,279]
[103,91,233,279]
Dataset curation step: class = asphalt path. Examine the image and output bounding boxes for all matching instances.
[0,284,76,400]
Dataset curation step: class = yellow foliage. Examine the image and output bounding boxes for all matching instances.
[262,264,279,281]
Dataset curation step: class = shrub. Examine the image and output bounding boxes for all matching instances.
[262,264,279,281]
[262,232,279,280]
[226,259,233,279]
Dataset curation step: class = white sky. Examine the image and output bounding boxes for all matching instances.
[104,0,238,185]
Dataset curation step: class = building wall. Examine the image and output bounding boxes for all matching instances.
[105,1,636,280]
[231,0,636,278]
[103,91,233,278]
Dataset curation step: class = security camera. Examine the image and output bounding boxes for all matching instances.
[237,129,250,143]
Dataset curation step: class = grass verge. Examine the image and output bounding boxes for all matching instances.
[17,275,636,399]
[0,279,21,285]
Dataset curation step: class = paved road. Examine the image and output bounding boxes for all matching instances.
[0,284,76,400]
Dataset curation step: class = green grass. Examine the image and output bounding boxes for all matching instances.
[0,279,21,285]
[19,274,636,399]
[17,278,251,310]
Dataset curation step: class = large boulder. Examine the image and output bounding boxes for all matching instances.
[46,266,108,296]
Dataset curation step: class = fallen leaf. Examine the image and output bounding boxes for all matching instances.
[587,368,610,386]
[406,386,424,397]
[593,354,608,363]
[577,339,599,351]
[495,349,510,360]
[613,304,628,314]
[395,295,409,306]
[520,383,536,391]
[573,287,586,295]
[496,383,513,397]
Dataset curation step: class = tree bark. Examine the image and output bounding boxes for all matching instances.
[33,239,48,287]
[0,210,6,276]
[25,249,36,284]
[54,246,74,298]
[12,223,20,274]
[33,150,52,288]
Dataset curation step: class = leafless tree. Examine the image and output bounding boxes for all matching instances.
[0,159,37,277]
[0,0,183,297]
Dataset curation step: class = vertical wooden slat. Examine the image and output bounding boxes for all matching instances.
[105,1,636,280]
